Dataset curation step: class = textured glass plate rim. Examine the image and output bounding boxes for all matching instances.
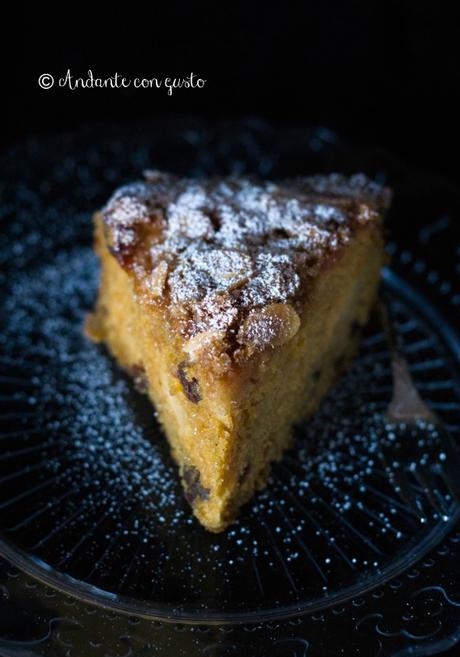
[0,268,459,626]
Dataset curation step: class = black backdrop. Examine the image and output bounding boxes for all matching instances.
[3,1,460,185]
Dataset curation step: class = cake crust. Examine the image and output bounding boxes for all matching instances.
[99,171,390,373]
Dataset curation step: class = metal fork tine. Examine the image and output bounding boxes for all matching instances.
[378,299,460,521]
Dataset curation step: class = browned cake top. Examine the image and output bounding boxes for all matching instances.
[101,172,390,368]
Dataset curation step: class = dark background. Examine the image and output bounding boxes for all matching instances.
[2,2,460,185]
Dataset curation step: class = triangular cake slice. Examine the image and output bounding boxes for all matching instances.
[87,172,390,531]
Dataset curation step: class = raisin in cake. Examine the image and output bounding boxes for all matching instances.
[86,171,391,532]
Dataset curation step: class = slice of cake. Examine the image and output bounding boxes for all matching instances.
[86,171,390,532]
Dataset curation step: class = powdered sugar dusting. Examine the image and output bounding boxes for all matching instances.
[101,173,389,341]
[168,245,254,303]
[103,183,155,251]
[239,252,300,308]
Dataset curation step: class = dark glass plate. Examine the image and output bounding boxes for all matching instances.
[0,119,459,656]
